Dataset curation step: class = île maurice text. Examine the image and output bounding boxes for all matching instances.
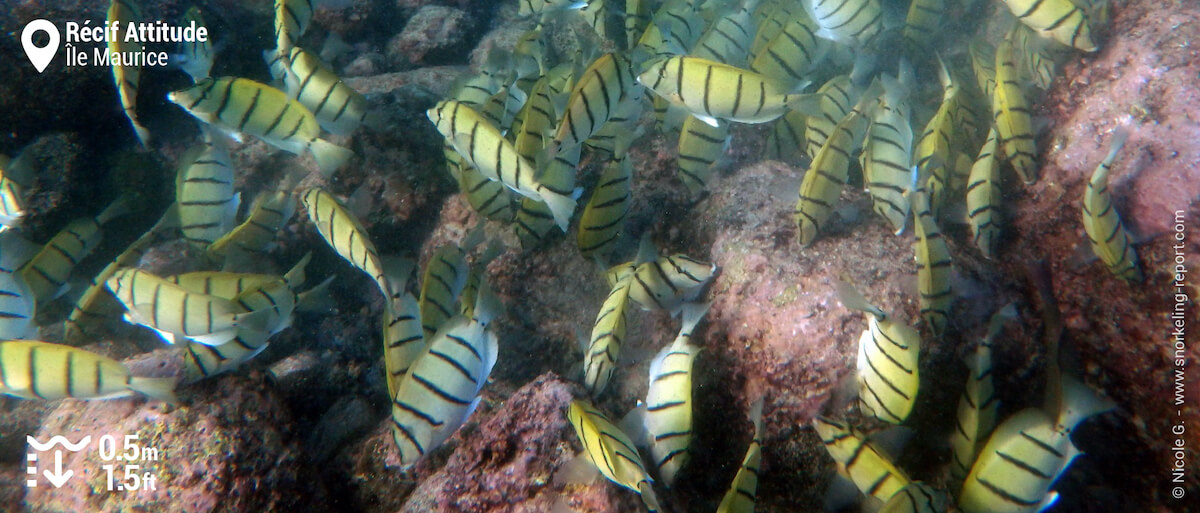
[61,20,207,67]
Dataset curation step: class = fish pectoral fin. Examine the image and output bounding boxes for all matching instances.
[695,114,721,128]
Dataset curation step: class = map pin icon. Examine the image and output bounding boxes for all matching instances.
[22,19,60,73]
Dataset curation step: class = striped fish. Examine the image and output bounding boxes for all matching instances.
[635,0,704,57]
[637,56,811,126]
[207,190,297,261]
[860,70,915,235]
[803,74,856,158]
[480,85,528,136]
[514,64,575,161]
[518,0,588,18]
[176,133,239,249]
[1082,128,1141,282]
[107,268,262,347]
[0,154,29,232]
[382,289,424,398]
[806,0,883,47]
[764,110,807,163]
[108,0,151,147]
[880,482,948,513]
[626,238,717,314]
[795,87,875,247]
[969,40,997,101]
[583,262,635,396]
[966,128,1003,259]
[911,189,952,337]
[0,340,176,402]
[303,188,391,297]
[428,100,577,231]
[584,90,645,158]
[677,115,732,195]
[550,53,635,152]
[950,304,1014,482]
[446,145,517,223]
[643,302,708,486]
[277,46,369,136]
[0,266,35,341]
[715,398,764,513]
[914,56,962,219]
[960,375,1114,513]
[625,0,652,50]
[266,0,315,73]
[993,36,1038,185]
[997,0,1096,51]
[579,0,610,40]
[458,239,504,320]
[177,7,213,83]
[748,10,826,88]
[63,208,175,342]
[515,144,580,249]
[900,0,946,55]
[390,286,500,468]
[182,330,272,384]
[418,244,469,338]
[691,1,758,67]
[750,0,800,57]
[167,77,354,177]
[1012,23,1058,90]
[578,157,633,259]
[17,197,130,303]
[837,282,921,425]
[567,398,663,513]
[813,416,912,506]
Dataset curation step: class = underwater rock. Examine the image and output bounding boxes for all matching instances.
[24,375,328,513]
[0,465,24,511]
[0,399,54,464]
[387,5,475,68]
[305,395,377,464]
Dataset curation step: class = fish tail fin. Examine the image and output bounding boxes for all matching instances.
[296,275,336,312]
[471,278,504,326]
[677,301,711,337]
[537,187,577,232]
[1057,375,1115,432]
[834,280,886,318]
[309,139,353,178]
[97,193,134,225]
[133,123,152,149]
[128,376,179,404]
[637,480,662,513]
[284,252,312,287]
[748,396,765,439]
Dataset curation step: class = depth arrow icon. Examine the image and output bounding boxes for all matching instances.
[43,451,72,488]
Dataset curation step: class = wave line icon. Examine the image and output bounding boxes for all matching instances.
[26,435,91,453]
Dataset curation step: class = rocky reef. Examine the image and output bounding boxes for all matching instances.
[1,0,1197,512]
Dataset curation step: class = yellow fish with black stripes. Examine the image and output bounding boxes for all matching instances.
[0,340,176,402]
[958,376,1114,513]
[691,0,758,67]
[106,268,266,347]
[390,282,500,468]
[168,77,354,178]
[108,0,151,147]
[624,236,717,315]
[17,196,130,303]
[637,55,816,127]
[748,8,826,88]
[207,189,296,261]
[550,53,635,152]
[911,189,953,336]
[583,260,637,397]
[993,35,1039,185]
[303,188,390,297]
[176,7,213,83]
[275,46,370,136]
[428,99,578,231]
[950,304,1014,483]
[997,0,1097,51]
[176,132,239,249]
[860,67,916,235]
[966,128,1003,259]
[879,482,948,513]
[577,157,633,259]
[639,302,708,486]
[1082,127,1141,282]
[813,416,912,507]
[676,114,731,195]
[837,281,921,424]
[805,0,883,48]
[566,398,663,513]
[715,398,764,513]
[418,243,470,338]
[0,263,36,341]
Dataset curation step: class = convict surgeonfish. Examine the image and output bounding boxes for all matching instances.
[0,151,33,232]
[637,55,815,126]
[993,35,1038,185]
[914,55,963,219]
[624,236,717,315]
[1082,128,1141,282]
[837,281,921,425]
[860,68,915,235]
[168,77,354,177]
[0,264,36,341]
[176,132,239,249]
[900,0,946,55]
[17,196,131,303]
[715,398,764,513]
[879,482,948,513]
[266,0,318,73]
[549,53,636,152]
[108,0,151,147]
[911,189,952,337]
[997,0,1097,51]
[583,261,636,397]
[676,114,732,196]
[207,189,297,261]
[748,7,827,88]
[567,398,663,513]
[0,340,176,402]
[690,0,758,67]
[958,376,1114,513]
[966,128,1003,259]
[804,0,883,48]
[577,157,633,259]
[176,7,213,83]
[813,416,912,507]
[950,304,1014,483]
[428,100,578,231]
[516,144,580,249]
[390,283,500,469]
[417,242,470,338]
[107,268,266,347]
[275,46,370,136]
[636,302,708,486]
[302,188,390,297]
